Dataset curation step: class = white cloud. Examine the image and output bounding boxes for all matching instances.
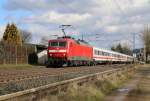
[2,0,150,48]
[105,26,119,33]
[21,11,91,25]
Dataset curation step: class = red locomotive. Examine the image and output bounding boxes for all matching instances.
[47,36,93,67]
[47,36,134,67]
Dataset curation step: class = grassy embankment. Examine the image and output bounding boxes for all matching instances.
[42,65,137,101]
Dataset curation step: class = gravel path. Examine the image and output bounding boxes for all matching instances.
[103,65,150,101]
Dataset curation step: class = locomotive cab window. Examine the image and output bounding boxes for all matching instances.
[59,42,67,47]
[50,42,58,47]
[49,41,67,47]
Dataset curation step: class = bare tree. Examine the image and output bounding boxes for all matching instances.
[20,30,32,43]
[142,25,150,62]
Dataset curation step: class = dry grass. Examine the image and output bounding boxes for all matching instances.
[0,64,33,69]
[42,79,123,101]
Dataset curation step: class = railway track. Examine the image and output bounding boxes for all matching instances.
[0,64,122,84]
[0,64,135,101]
[0,64,130,95]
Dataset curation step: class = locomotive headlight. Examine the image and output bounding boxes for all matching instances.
[63,54,66,56]
[49,54,52,56]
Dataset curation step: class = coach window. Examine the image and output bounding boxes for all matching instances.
[107,53,109,56]
[110,53,112,56]
[102,52,104,55]
[94,50,96,55]
[99,51,102,55]
[95,50,97,55]
[102,52,105,56]
[95,50,98,55]
[104,52,107,56]
[104,52,106,56]
[103,52,106,56]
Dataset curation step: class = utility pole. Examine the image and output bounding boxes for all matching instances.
[133,33,136,57]
[145,24,148,62]
[143,24,148,62]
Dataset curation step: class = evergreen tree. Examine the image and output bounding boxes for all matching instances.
[116,43,123,53]
[111,43,132,55]
[2,23,22,45]
[3,23,10,40]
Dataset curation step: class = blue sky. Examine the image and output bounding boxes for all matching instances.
[0,0,149,49]
[0,0,6,24]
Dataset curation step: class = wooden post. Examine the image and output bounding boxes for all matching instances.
[26,47,28,64]
[3,45,5,65]
[15,45,17,65]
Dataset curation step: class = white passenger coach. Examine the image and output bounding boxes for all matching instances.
[93,47,133,64]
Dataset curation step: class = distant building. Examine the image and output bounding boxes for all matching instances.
[133,48,144,61]
[24,43,48,65]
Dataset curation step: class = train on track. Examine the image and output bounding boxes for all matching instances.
[47,36,134,67]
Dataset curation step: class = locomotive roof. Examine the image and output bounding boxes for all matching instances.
[48,36,91,46]
[76,39,90,46]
